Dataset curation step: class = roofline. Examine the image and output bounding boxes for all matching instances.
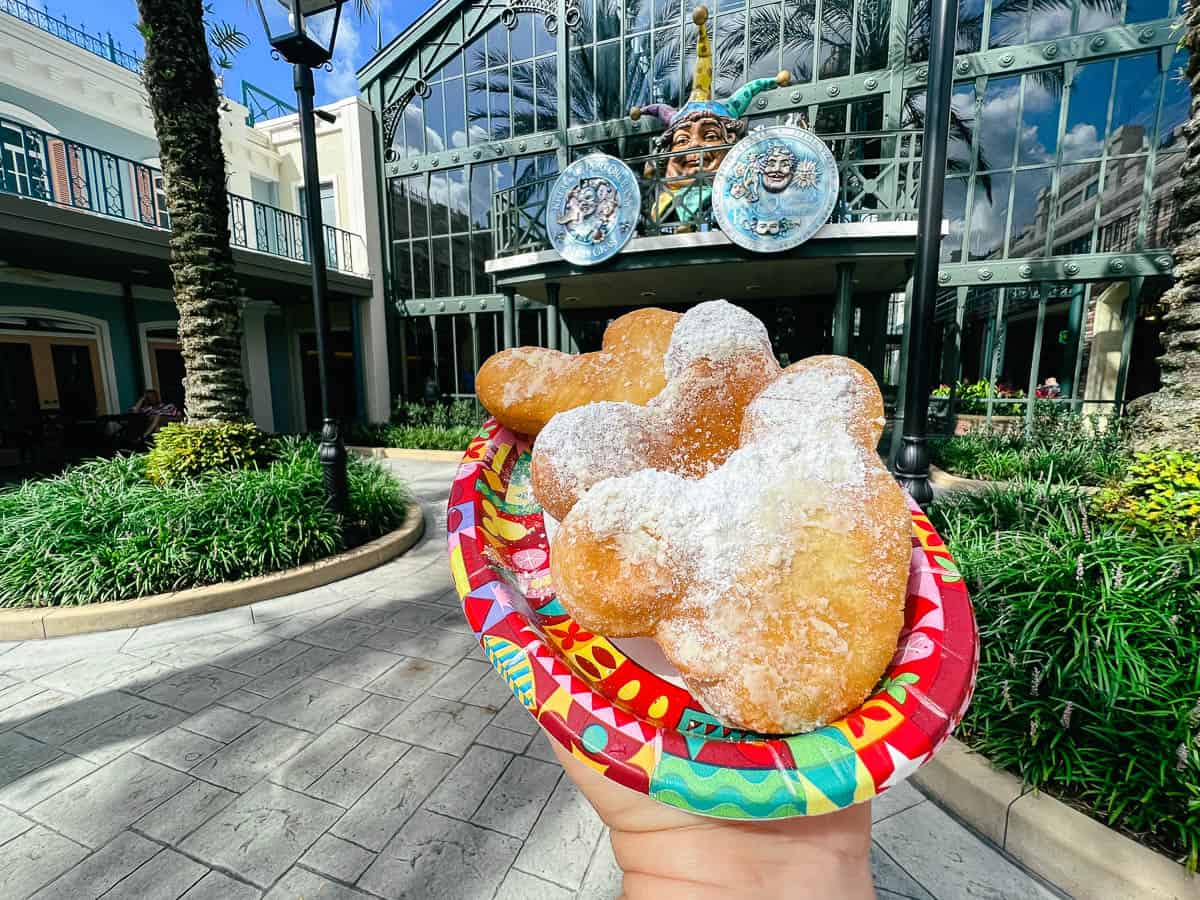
[357,0,464,90]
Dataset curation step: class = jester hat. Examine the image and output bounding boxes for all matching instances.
[630,5,790,129]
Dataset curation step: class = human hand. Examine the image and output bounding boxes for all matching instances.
[551,740,876,900]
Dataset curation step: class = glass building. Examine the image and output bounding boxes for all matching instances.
[358,0,1185,421]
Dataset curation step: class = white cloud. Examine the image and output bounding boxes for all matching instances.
[323,6,365,100]
[1061,122,1104,160]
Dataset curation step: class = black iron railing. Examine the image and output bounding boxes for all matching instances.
[1,119,369,276]
[0,0,143,74]
[492,130,923,258]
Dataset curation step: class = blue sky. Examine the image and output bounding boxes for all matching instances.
[43,0,426,105]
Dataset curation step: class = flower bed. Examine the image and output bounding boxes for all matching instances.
[930,479,1200,869]
[348,399,485,451]
[930,406,1126,486]
[0,438,409,608]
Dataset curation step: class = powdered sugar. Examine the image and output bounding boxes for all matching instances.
[533,401,657,501]
[663,299,773,381]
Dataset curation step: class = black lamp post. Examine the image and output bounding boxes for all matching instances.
[255,0,348,516]
[892,0,960,506]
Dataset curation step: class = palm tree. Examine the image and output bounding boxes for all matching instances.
[1128,3,1200,451]
[135,0,369,425]
[135,0,251,423]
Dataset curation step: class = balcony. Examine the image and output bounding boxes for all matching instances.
[491,132,921,259]
[1,0,143,74]
[0,119,369,277]
[483,131,925,309]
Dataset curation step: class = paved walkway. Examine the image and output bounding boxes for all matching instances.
[0,460,1063,900]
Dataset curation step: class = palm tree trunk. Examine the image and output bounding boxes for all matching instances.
[136,0,248,424]
[1128,5,1200,451]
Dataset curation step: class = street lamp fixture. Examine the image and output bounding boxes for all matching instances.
[255,0,349,517]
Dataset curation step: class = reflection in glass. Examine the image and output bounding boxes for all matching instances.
[654,27,682,103]
[627,0,652,32]
[1110,54,1158,147]
[715,13,745,96]
[485,19,509,67]
[1124,0,1167,24]
[572,48,598,125]
[404,96,424,157]
[452,234,472,295]
[445,77,467,148]
[1159,50,1188,148]
[512,61,535,136]
[412,240,431,298]
[1063,60,1113,162]
[512,14,534,61]
[429,172,449,234]
[1006,167,1053,258]
[470,165,491,231]
[425,81,446,152]
[1147,151,1183,248]
[942,176,968,262]
[442,46,463,80]
[410,174,430,238]
[976,76,1020,171]
[853,0,889,72]
[391,241,412,298]
[596,42,622,121]
[1050,162,1101,254]
[968,171,1010,260]
[597,0,621,41]
[536,57,557,131]
[575,0,596,43]
[819,0,850,79]
[389,178,410,240]
[625,36,652,110]
[490,69,511,139]
[471,231,492,293]
[655,0,680,29]
[446,166,469,227]
[1017,72,1061,165]
[433,236,452,296]
[1097,155,1147,252]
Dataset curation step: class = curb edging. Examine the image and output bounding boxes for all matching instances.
[349,446,465,462]
[914,737,1200,899]
[0,502,425,641]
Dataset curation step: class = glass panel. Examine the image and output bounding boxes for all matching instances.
[597,0,621,40]
[429,172,449,233]
[815,102,848,134]
[627,0,652,32]
[1006,167,1053,258]
[410,174,430,238]
[967,171,1011,260]
[1017,71,1062,165]
[467,70,489,143]
[1160,49,1188,149]
[486,20,509,67]
[1109,53,1158,150]
[536,56,557,131]
[446,166,468,230]
[782,0,815,82]
[473,230,493,293]
[445,77,467,148]
[412,239,431,298]
[425,81,446,153]
[389,178,410,240]
[442,46,464,79]
[537,14,558,53]
[1051,161,1101,254]
[1097,154,1146,249]
[489,70,511,139]
[942,175,968,263]
[976,76,1020,171]
[1125,0,1168,23]
[655,0,680,29]
[571,48,597,125]
[452,233,472,294]
[470,164,492,230]
[512,15,535,61]
[956,0,985,54]
[948,83,976,170]
[625,37,652,111]
[988,0,1029,49]
[747,5,782,80]
[575,0,596,43]
[512,61,535,136]
[432,236,452,296]
[855,0,889,72]
[596,42,622,121]
[1147,151,1183,248]
[715,13,745,96]
[392,241,412,299]
[1071,0,1120,34]
[1062,60,1114,163]
[654,27,681,104]
[819,0,851,79]
[404,95,424,156]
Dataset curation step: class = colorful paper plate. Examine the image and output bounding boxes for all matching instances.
[447,419,979,819]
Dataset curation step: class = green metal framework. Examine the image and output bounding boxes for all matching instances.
[360,0,1184,409]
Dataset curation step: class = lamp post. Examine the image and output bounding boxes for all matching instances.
[892,0,960,505]
[255,0,348,515]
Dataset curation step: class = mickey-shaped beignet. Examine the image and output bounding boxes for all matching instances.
[531,300,781,521]
[477,307,680,436]
[549,356,910,734]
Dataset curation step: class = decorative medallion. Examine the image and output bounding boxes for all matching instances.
[546,153,640,266]
[712,125,839,253]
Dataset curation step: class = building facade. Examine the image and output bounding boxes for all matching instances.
[358,0,1186,423]
[0,2,390,474]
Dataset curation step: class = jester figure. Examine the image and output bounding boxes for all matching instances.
[629,6,792,227]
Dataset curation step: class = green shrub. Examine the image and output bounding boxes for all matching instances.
[1094,450,1200,542]
[930,484,1200,868]
[0,440,409,608]
[145,422,274,485]
[932,379,1026,416]
[394,399,484,429]
[347,423,479,451]
[929,407,1127,485]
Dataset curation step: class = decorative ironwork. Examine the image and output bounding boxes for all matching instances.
[241,81,298,127]
[0,0,143,74]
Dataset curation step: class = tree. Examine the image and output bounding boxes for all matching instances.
[136,0,249,423]
[1128,8,1200,452]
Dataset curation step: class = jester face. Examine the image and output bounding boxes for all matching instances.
[663,112,742,182]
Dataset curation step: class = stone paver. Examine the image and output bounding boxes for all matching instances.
[0,460,1062,900]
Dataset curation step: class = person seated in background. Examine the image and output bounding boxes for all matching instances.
[127,388,181,442]
[1035,376,1062,400]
